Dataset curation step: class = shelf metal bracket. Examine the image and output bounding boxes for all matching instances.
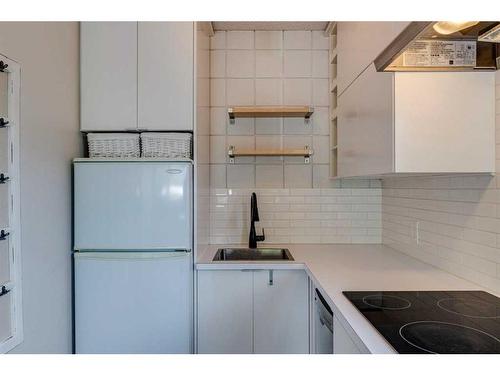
[228,108,235,124]
[228,145,235,163]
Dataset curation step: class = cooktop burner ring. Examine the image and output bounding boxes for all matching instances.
[399,321,500,354]
[362,294,412,310]
[437,298,500,319]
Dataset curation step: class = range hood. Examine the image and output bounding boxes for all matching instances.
[374,21,500,71]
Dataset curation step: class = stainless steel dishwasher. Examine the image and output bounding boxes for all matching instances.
[314,288,333,354]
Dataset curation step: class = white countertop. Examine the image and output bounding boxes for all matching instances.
[196,244,485,354]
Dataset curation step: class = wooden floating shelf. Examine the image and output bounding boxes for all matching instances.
[228,146,313,164]
[228,106,314,123]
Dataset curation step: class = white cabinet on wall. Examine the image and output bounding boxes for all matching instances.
[138,22,194,130]
[337,64,496,177]
[197,269,309,354]
[80,22,138,131]
[81,22,194,131]
[336,21,409,95]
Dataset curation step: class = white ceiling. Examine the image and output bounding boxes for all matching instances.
[212,22,329,31]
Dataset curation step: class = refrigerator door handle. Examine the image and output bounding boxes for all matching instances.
[74,250,192,260]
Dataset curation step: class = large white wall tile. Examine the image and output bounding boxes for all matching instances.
[312,79,329,106]
[227,118,254,135]
[210,50,225,78]
[256,118,282,135]
[284,50,312,78]
[255,31,283,49]
[226,50,255,78]
[227,79,255,106]
[210,79,225,106]
[285,165,313,188]
[256,50,283,78]
[210,136,227,164]
[226,31,254,49]
[210,31,226,50]
[284,31,312,50]
[283,79,312,105]
[256,165,284,188]
[313,107,329,135]
[312,50,329,78]
[227,164,255,188]
[312,136,330,164]
[255,79,283,105]
[210,107,227,135]
[210,165,227,188]
[312,31,329,50]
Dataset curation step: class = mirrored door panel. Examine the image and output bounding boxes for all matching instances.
[0,236,9,285]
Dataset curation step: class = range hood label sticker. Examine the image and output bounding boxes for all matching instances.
[402,40,476,67]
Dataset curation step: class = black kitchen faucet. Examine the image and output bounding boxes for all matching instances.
[249,192,265,248]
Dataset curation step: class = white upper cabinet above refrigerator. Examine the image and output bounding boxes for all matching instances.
[138,22,194,131]
[80,22,194,131]
[80,22,138,131]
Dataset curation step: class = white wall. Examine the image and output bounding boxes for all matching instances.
[207,30,382,245]
[382,70,500,294]
[0,22,81,353]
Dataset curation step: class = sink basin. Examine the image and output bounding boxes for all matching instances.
[213,248,294,261]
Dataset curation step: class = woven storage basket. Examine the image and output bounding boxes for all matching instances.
[141,132,192,158]
[87,133,140,158]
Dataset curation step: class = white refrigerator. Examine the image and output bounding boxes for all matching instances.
[73,160,193,354]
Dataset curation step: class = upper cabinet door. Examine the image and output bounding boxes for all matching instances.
[80,22,138,131]
[138,22,194,130]
[337,22,409,95]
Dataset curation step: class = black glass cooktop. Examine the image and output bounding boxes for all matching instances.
[343,291,500,354]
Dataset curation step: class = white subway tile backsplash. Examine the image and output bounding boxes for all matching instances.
[226,50,255,78]
[284,50,312,78]
[255,31,283,49]
[284,31,312,50]
[226,31,254,49]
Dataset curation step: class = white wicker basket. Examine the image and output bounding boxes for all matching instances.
[141,132,192,159]
[87,133,140,158]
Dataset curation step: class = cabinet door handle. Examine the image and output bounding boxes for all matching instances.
[268,270,273,286]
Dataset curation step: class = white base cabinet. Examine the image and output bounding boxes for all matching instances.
[197,269,309,354]
[333,316,362,354]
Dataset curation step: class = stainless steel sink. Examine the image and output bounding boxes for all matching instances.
[213,248,294,261]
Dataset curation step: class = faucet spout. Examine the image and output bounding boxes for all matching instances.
[249,192,265,248]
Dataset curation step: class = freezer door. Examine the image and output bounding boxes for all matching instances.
[74,162,192,250]
[74,251,193,354]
